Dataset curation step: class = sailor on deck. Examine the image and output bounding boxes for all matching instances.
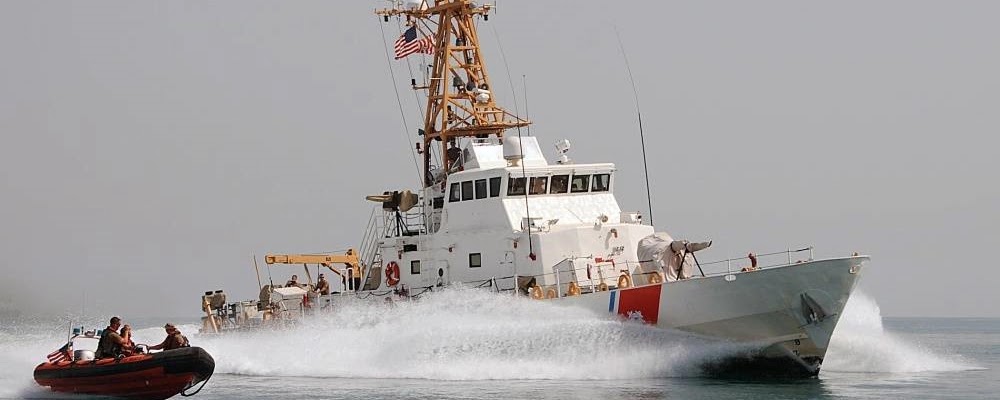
[285,275,300,288]
[315,274,331,295]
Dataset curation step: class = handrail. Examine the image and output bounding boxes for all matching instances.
[698,247,814,268]
[515,246,816,286]
[298,245,818,303]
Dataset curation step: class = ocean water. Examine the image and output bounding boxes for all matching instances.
[0,290,995,399]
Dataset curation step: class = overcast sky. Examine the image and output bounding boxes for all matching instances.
[1,1,998,318]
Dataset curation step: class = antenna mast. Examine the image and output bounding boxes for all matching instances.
[377,0,530,187]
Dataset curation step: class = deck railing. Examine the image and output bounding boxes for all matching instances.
[268,245,819,307]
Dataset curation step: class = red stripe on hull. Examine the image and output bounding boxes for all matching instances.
[616,284,662,324]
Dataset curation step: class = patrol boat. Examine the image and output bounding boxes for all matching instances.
[202,0,868,377]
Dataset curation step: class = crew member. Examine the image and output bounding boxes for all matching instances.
[285,274,300,288]
[742,252,759,272]
[446,140,462,171]
[315,274,330,295]
[149,323,189,351]
[95,316,132,359]
[120,324,136,356]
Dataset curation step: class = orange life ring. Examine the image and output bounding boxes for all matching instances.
[545,288,557,299]
[567,282,581,296]
[385,261,401,286]
[617,274,632,289]
[530,286,543,300]
[649,272,663,284]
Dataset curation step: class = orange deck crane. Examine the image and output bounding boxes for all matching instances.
[264,249,363,290]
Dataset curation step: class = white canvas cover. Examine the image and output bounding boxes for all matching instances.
[637,233,703,281]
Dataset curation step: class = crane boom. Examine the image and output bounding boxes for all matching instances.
[264,249,362,281]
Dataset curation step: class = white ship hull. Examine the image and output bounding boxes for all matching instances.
[554,256,867,376]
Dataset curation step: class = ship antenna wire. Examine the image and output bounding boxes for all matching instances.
[490,25,523,136]
[397,18,428,122]
[252,253,263,292]
[614,26,654,227]
[377,17,423,186]
[519,74,534,261]
[491,24,531,287]
[523,74,531,137]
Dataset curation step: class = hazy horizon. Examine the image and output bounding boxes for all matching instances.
[2,1,998,319]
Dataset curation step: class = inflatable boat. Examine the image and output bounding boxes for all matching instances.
[34,346,214,400]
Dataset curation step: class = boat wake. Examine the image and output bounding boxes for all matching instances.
[191,288,978,380]
[822,291,980,374]
[0,289,980,397]
[195,288,748,380]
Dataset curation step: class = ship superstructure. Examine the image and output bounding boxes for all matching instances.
[201,0,868,377]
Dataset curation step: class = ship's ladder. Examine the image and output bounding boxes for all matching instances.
[358,205,394,289]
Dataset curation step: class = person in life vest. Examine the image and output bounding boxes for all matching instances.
[285,274,300,288]
[315,274,331,295]
[148,323,190,352]
[95,316,133,359]
[119,324,137,356]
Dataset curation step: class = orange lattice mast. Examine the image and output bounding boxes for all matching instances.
[377,0,530,187]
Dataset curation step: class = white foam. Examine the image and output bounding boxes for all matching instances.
[0,330,64,399]
[0,289,981,391]
[194,289,749,380]
[823,291,979,373]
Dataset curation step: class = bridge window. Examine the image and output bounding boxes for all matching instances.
[469,253,482,268]
[550,175,569,194]
[508,177,526,196]
[592,174,611,192]
[529,177,548,195]
[410,260,421,274]
[570,175,590,193]
[461,181,474,201]
[489,177,501,197]
[475,179,488,199]
[449,182,461,202]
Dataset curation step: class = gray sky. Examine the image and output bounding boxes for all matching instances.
[1,1,998,318]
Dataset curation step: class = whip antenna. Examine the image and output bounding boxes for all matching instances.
[614,26,654,226]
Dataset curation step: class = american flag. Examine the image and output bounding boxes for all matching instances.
[47,342,71,363]
[394,26,434,60]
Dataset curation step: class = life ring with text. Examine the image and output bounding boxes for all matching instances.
[385,262,401,286]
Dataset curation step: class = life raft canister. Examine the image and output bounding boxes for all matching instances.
[385,261,401,286]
